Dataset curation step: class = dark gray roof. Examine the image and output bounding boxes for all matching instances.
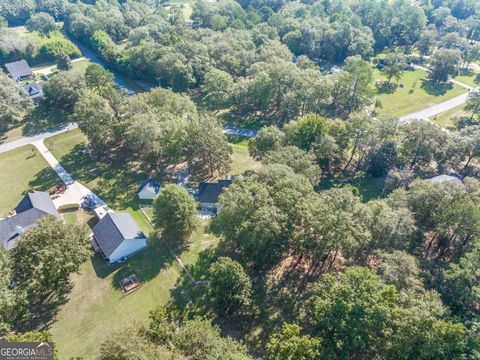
[93,213,147,257]
[15,191,58,216]
[137,177,161,194]
[4,60,33,80]
[197,179,232,204]
[0,191,58,250]
[24,82,44,99]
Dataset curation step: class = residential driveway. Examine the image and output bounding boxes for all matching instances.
[31,139,106,208]
[399,91,472,122]
[32,140,75,185]
[0,123,78,154]
[33,57,87,76]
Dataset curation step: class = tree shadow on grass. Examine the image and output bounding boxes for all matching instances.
[28,166,62,194]
[22,104,68,136]
[109,237,176,289]
[21,282,74,332]
[421,79,453,96]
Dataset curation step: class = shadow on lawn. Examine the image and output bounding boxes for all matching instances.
[421,79,453,96]
[28,166,61,194]
[23,104,67,136]
[90,236,175,289]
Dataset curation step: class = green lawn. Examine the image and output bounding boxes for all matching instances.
[44,129,220,358]
[50,222,218,359]
[454,69,479,88]
[70,59,91,75]
[373,68,467,117]
[0,145,58,215]
[432,104,467,130]
[227,136,262,175]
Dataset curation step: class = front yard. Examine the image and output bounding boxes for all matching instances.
[0,145,58,215]
[373,68,467,117]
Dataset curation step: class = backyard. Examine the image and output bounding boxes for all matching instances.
[373,68,467,117]
[0,145,58,215]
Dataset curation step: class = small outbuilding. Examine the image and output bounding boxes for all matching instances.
[4,60,34,81]
[92,212,147,264]
[196,177,233,212]
[0,191,59,250]
[137,177,161,200]
[24,82,44,103]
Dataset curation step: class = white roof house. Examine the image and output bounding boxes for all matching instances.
[92,213,148,264]
[137,177,161,200]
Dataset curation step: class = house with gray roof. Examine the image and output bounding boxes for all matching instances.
[137,177,161,200]
[0,191,59,250]
[4,60,34,81]
[196,177,233,212]
[24,82,44,103]
[92,212,147,264]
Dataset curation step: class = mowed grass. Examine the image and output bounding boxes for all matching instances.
[228,136,262,175]
[44,129,220,358]
[454,69,479,88]
[0,145,58,215]
[432,104,467,130]
[374,68,466,117]
[50,222,218,359]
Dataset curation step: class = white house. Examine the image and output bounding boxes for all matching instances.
[92,212,147,264]
[137,177,161,200]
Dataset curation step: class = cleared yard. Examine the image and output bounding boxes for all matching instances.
[228,137,261,175]
[454,70,479,88]
[432,104,467,130]
[0,145,58,215]
[374,68,467,118]
[50,222,218,359]
[44,129,220,358]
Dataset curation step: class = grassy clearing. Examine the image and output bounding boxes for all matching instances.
[0,145,58,215]
[226,135,262,175]
[432,104,467,130]
[50,222,218,359]
[373,68,466,117]
[454,69,479,88]
[70,59,91,75]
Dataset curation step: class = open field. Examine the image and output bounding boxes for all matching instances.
[373,68,467,117]
[0,145,58,215]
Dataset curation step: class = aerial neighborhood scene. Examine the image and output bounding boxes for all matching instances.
[1,0,480,358]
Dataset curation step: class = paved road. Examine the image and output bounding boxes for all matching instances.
[399,91,473,122]
[399,65,476,122]
[0,123,78,154]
